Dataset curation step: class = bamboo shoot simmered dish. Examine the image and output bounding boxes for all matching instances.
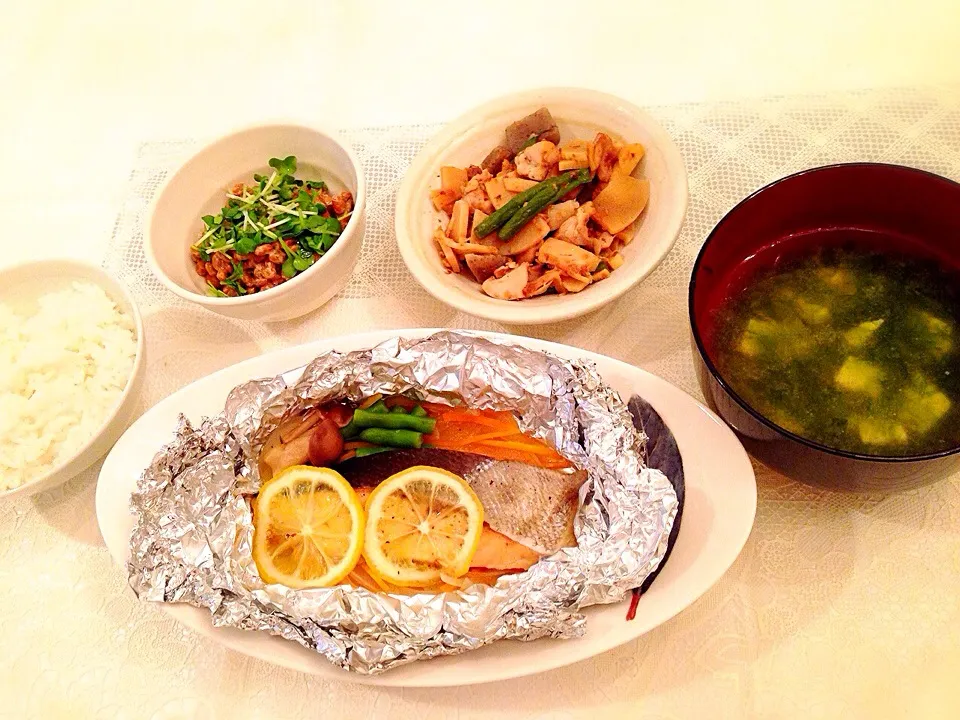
[428,107,651,300]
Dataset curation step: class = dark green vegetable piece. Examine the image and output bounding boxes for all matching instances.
[497,184,559,241]
[353,408,436,433]
[340,419,360,439]
[235,236,257,255]
[269,155,297,176]
[354,446,392,458]
[367,399,389,414]
[358,428,423,449]
[410,405,428,418]
[498,169,592,240]
[518,135,539,151]
[473,174,569,238]
[205,282,228,298]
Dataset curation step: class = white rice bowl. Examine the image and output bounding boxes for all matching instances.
[0,281,137,491]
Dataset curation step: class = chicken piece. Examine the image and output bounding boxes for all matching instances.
[482,263,529,300]
[515,141,560,181]
[524,268,562,298]
[555,201,596,247]
[538,238,602,278]
[461,169,495,213]
[514,245,539,264]
[547,200,579,231]
[465,253,508,283]
[589,132,620,182]
[592,231,616,256]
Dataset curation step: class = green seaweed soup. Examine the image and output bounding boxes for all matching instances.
[713,247,960,456]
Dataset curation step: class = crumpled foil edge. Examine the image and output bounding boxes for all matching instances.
[127,331,678,674]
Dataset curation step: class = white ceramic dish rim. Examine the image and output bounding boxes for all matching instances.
[0,258,144,500]
[395,87,689,324]
[144,120,367,308]
[95,328,756,686]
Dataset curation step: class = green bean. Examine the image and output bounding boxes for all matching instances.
[340,419,360,439]
[497,184,559,240]
[497,169,592,240]
[390,405,408,414]
[473,175,568,237]
[410,405,428,418]
[358,428,422,449]
[367,399,388,414]
[549,167,592,201]
[353,408,436,433]
[354,446,392,458]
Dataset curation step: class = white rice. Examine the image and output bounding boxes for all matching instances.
[0,281,137,491]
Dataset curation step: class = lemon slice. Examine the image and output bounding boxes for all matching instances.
[252,465,364,589]
[362,465,484,587]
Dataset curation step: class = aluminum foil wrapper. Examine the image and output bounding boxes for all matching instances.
[127,331,679,674]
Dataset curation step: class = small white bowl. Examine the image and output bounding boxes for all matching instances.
[396,88,688,324]
[0,259,145,500]
[146,123,366,322]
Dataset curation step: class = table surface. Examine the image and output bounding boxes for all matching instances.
[3,2,960,718]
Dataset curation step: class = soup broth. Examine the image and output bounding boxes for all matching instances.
[712,245,960,456]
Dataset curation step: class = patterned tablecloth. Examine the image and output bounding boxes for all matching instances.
[3,86,960,719]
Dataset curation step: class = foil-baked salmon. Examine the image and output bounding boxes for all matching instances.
[336,448,588,554]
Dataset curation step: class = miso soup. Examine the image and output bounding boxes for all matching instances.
[712,247,960,456]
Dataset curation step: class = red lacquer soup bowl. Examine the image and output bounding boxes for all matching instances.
[688,163,960,492]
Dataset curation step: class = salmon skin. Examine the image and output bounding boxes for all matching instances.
[336,448,587,554]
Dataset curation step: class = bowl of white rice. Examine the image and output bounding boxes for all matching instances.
[0,259,144,499]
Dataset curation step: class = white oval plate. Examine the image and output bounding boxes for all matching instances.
[96,329,755,687]
[395,88,688,324]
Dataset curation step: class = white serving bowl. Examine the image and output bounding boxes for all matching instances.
[396,88,688,324]
[0,259,145,500]
[146,123,366,322]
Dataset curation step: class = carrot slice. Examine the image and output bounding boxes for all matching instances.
[343,441,376,451]
[440,409,513,428]
[477,439,559,457]
[358,394,383,409]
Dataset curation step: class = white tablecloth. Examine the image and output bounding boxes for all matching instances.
[3,3,960,718]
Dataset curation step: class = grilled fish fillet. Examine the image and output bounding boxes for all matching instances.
[337,448,587,554]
